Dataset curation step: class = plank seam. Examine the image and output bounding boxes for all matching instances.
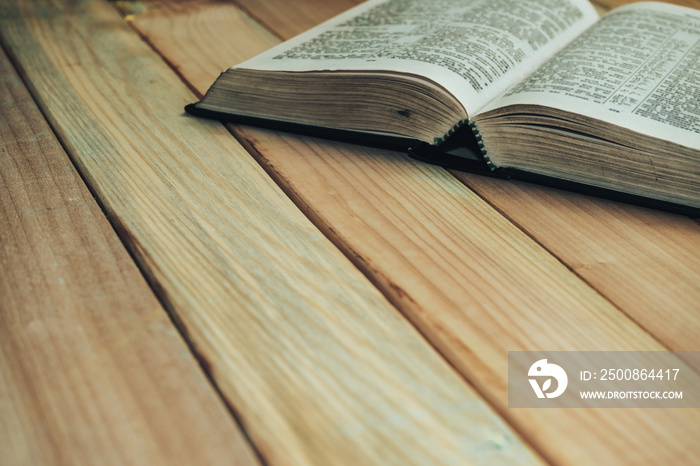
[121,10,204,99]
[449,169,674,353]
[231,132,554,466]
[227,0,287,41]
[0,30,269,466]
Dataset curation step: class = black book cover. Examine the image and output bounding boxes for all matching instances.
[186,103,700,217]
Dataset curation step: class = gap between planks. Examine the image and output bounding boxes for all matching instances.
[0,27,270,466]
[0,43,261,466]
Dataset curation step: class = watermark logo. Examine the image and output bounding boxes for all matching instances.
[528,359,568,399]
[510,352,698,408]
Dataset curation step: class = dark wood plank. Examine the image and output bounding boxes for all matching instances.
[0,47,259,466]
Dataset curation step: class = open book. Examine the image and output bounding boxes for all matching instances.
[186,0,700,215]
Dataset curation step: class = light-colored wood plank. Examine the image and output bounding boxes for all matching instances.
[119,0,279,69]
[234,128,700,466]
[124,1,700,464]
[0,0,544,464]
[0,48,259,466]
[454,173,700,350]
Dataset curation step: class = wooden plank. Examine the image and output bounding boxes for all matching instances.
[122,0,700,464]
[0,1,544,464]
[119,0,279,69]
[232,0,363,40]
[0,48,259,465]
[453,173,700,351]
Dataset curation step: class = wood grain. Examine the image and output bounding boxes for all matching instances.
[232,0,363,40]
[202,0,700,359]
[454,173,700,351]
[0,48,259,466]
[124,0,700,464]
[120,0,279,73]
[0,0,544,464]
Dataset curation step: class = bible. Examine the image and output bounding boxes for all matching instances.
[186,0,700,215]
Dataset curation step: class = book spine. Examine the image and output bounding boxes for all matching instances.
[434,118,469,146]
[468,120,497,170]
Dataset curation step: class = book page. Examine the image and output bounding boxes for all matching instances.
[481,2,700,151]
[237,0,598,114]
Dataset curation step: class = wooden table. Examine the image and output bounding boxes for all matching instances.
[2,0,700,464]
